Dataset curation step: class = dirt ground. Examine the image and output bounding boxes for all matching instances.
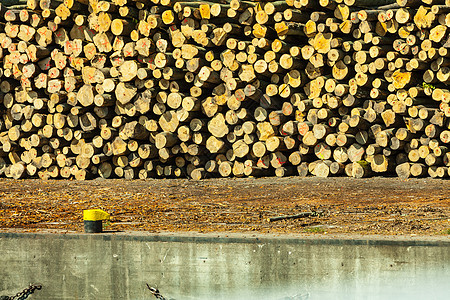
[0,177,449,237]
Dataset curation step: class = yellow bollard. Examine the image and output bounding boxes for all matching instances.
[83,209,110,233]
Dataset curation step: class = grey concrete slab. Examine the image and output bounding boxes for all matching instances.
[1,232,449,300]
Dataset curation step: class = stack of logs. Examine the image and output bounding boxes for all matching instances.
[0,0,450,180]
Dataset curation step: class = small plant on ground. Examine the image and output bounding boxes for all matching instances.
[304,227,326,233]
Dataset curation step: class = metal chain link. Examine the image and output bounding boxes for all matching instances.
[7,284,42,300]
[146,284,167,300]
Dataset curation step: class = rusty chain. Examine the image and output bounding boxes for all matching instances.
[146,284,168,300]
[5,284,42,300]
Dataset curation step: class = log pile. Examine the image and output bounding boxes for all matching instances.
[0,0,450,180]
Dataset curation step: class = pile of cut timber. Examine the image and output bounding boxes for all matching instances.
[0,0,450,180]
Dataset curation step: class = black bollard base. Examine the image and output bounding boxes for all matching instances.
[84,220,103,233]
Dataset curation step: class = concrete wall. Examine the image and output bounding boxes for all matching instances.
[0,233,449,300]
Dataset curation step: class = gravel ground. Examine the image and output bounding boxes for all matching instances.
[0,177,449,237]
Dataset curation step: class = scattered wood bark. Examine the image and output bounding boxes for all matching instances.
[268,211,324,222]
[0,0,450,180]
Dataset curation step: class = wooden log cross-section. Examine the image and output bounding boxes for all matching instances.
[0,0,449,180]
